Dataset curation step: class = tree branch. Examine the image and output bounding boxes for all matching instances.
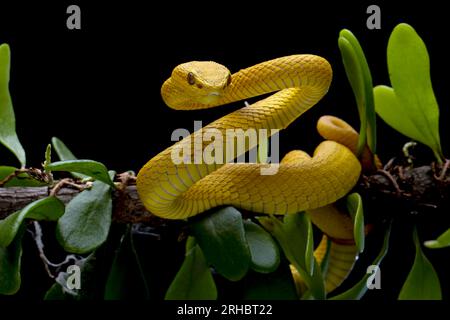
[0,183,164,225]
[0,164,448,224]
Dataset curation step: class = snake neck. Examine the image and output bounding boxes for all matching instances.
[222,55,332,105]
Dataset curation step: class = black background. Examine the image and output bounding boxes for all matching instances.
[0,1,448,171]
[0,0,449,302]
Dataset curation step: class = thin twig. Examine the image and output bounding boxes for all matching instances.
[30,221,56,278]
[0,168,28,187]
[29,221,79,279]
[383,158,395,171]
[50,178,91,196]
[377,169,402,194]
[117,171,136,190]
[397,166,406,181]
[434,159,450,181]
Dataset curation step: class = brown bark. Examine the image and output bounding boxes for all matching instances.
[0,184,163,225]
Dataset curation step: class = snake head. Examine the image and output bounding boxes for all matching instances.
[161,61,232,109]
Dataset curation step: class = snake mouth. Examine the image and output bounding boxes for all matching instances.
[198,91,222,105]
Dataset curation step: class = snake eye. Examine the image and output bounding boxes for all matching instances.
[187,72,196,85]
[226,73,232,87]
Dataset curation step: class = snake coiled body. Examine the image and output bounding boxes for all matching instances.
[137,55,361,220]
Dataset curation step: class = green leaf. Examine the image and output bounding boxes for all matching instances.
[398,228,442,300]
[51,137,88,179]
[0,44,26,166]
[330,223,391,300]
[0,166,47,187]
[257,136,269,163]
[243,263,298,300]
[338,37,366,154]
[0,196,65,247]
[300,259,325,300]
[346,193,365,253]
[243,219,280,273]
[258,213,325,299]
[191,206,251,281]
[375,86,417,137]
[259,214,312,274]
[46,160,115,187]
[374,23,443,162]
[52,137,77,161]
[165,237,217,300]
[44,283,73,300]
[304,216,315,276]
[0,226,24,295]
[424,228,450,249]
[319,237,332,274]
[104,226,150,300]
[43,144,52,170]
[44,283,65,300]
[56,173,114,254]
[338,29,377,154]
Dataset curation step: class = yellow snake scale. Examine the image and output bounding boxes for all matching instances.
[137,55,362,293]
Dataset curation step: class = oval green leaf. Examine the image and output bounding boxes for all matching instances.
[346,192,365,253]
[0,226,25,295]
[243,219,280,273]
[165,237,217,300]
[104,226,149,300]
[424,228,450,249]
[191,206,251,281]
[398,228,442,300]
[374,23,443,161]
[56,176,113,254]
[0,196,65,247]
[339,29,377,154]
[46,160,114,187]
[338,36,366,155]
[52,137,77,161]
[243,263,298,300]
[0,44,26,166]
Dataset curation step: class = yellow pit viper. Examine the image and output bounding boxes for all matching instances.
[137,55,364,293]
